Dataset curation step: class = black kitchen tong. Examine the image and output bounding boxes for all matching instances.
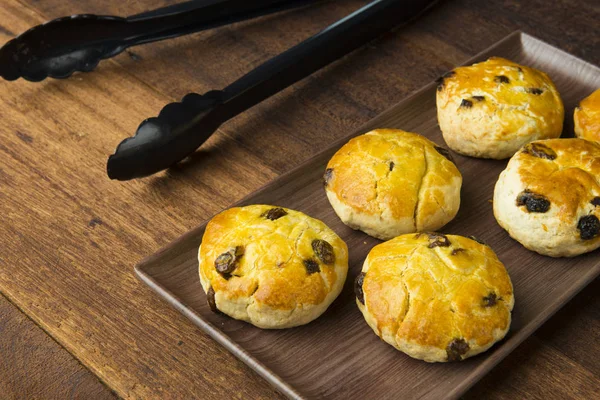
[107,0,437,180]
[1,0,437,180]
[0,0,320,82]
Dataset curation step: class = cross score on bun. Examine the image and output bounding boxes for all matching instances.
[436,57,564,159]
[355,233,514,362]
[323,129,462,241]
[198,205,348,329]
[493,139,600,257]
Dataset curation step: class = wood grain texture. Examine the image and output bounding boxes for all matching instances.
[0,0,598,398]
[136,32,600,399]
[0,294,116,400]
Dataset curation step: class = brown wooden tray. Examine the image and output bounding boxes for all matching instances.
[135,31,600,399]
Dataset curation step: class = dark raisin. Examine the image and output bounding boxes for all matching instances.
[577,215,600,240]
[262,207,287,220]
[522,142,557,160]
[389,161,395,171]
[446,338,470,362]
[591,197,600,207]
[495,75,510,84]
[355,272,366,305]
[451,248,466,255]
[526,88,544,95]
[472,95,485,101]
[434,146,455,164]
[304,259,320,274]
[323,168,334,187]
[460,99,473,108]
[312,239,335,265]
[482,292,497,307]
[427,233,451,248]
[516,190,551,213]
[469,235,487,245]
[436,70,456,91]
[207,287,219,313]
[215,246,244,274]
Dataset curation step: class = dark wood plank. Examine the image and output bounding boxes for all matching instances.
[0,0,598,398]
[0,294,116,400]
[0,1,282,399]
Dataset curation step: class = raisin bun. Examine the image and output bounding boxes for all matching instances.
[574,88,600,141]
[437,57,564,159]
[493,139,600,257]
[198,205,348,329]
[355,233,514,362]
[324,129,462,241]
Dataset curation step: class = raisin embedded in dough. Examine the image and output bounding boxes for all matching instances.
[577,215,600,240]
[215,247,244,274]
[303,259,321,274]
[516,190,551,213]
[262,207,288,220]
[354,272,366,305]
[446,338,470,362]
[526,88,544,95]
[425,233,451,248]
[460,99,473,108]
[312,239,335,265]
[207,287,219,313]
[482,292,498,307]
[522,143,557,160]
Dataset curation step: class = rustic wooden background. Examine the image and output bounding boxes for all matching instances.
[0,0,598,398]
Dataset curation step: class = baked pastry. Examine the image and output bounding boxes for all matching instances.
[324,129,462,240]
[436,57,564,159]
[198,205,348,329]
[355,233,514,362]
[574,88,600,141]
[493,139,600,257]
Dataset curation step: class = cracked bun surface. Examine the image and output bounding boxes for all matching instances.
[199,205,348,329]
[574,88,600,141]
[355,233,514,362]
[436,57,564,159]
[324,129,462,241]
[494,139,600,257]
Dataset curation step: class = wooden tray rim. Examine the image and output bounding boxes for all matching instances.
[135,30,600,399]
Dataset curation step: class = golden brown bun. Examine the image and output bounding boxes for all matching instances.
[574,88,600,141]
[437,57,564,159]
[355,233,514,362]
[494,139,600,257]
[199,205,348,329]
[324,129,462,240]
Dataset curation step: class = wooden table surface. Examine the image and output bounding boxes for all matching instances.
[1,0,598,399]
